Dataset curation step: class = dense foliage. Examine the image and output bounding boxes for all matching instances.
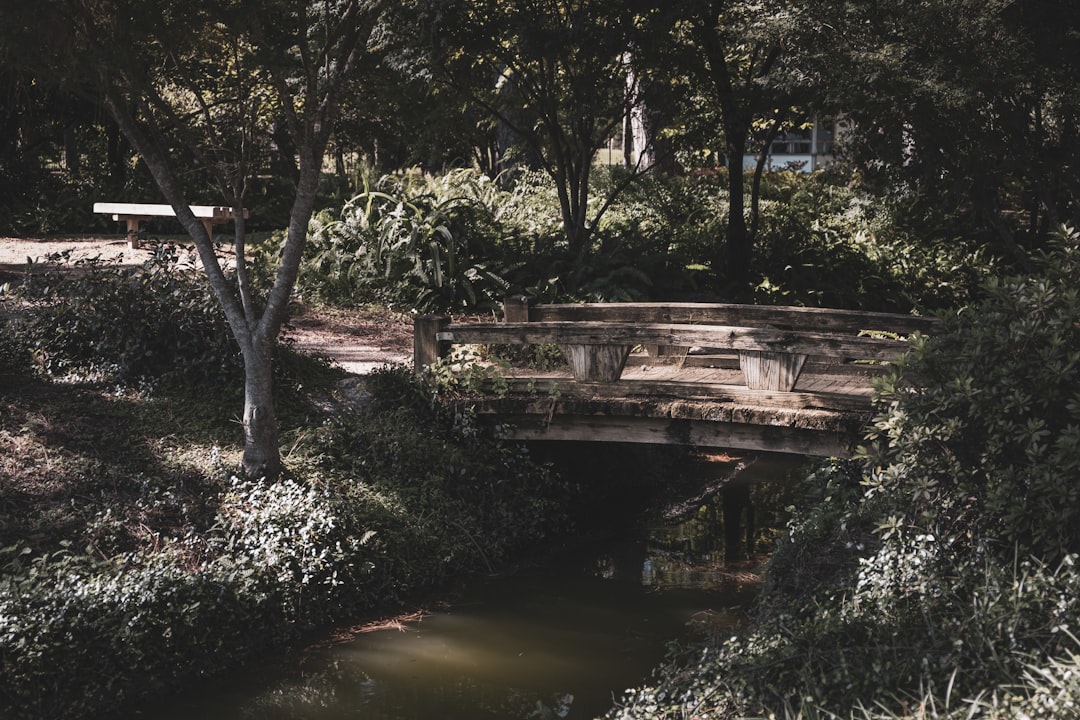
[294,169,517,311]
[1,0,1077,715]
[7,246,243,386]
[0,246,569,718]
[292,167,994,312]
[606,226,1080,718]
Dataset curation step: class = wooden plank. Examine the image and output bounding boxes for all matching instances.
[668,354,891,377]
[492,376,874,412]
[498,358,879,391]
[528,302,938,335]
[442,322,911,361]
[489,414,853,457]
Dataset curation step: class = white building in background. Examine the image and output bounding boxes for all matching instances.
[743,116,840,173]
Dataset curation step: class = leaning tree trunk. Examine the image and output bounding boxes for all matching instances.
[750,115,787,241]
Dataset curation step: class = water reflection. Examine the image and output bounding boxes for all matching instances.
[192,570,753,720]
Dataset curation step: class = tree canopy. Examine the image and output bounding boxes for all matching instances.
[2,0,1078,475]
[422,0,679,263]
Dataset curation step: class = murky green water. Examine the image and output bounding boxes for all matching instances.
[143,453,802,720]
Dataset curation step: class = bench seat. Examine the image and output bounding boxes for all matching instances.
[93,202,248,248]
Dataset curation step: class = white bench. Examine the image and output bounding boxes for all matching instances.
[93,202,248,249]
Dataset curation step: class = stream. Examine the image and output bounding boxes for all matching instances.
[141,453,804,720]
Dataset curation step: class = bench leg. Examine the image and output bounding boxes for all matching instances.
[125,219,142,249]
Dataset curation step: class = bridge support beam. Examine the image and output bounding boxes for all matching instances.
[560,344,633,383]
[488,414,854,457]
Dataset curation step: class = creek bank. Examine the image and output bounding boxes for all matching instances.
[136,450,805,720]
[1,272,810,720]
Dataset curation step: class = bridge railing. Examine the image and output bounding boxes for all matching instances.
[413,298,937,392]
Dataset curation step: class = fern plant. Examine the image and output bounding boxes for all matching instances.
[295,170,513,312]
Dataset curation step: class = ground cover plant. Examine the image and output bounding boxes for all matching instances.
[604,225,1080,718]
[0,254,569,719]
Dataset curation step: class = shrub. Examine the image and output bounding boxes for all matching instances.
[295,169,515,312]
[294,166,994,311]
[305,367,570,580]
[0,542,286,719]
[0,365,570,719]
[864,224,1080,561]
[9,246,242,387]
[605,225,1080,719]
[751,171,994,311]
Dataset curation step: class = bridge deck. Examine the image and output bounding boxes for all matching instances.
[417,300,931,458]
[515,354,877,396]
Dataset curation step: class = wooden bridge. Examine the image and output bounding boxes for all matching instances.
[413,298,936,457]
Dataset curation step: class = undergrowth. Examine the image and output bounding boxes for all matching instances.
[0,365,568,720]
[290,167,993,314]
[0,248,571,719]
[605,225,1080,719]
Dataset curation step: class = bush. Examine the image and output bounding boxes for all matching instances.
[294,169,516,312]
[9,245,242,387]
[305,367,570,581]
[0,544,288,719]
[293,166,995,312]
[864,224,1080,561]
[605,225,1080,719]
[569,170,723,301]
[751,171,995,311]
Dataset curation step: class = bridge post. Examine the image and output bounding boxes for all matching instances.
[413,314,450,372]
[503,295,533,323]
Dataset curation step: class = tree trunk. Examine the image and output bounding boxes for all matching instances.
[724,129,751,287]
[84,0,384,482]
[106,120,126,190]
[623,64,652,169]
[63,122,81,177]
[241,337,279,480]
[750,115,787,241]
[103,90,287,479]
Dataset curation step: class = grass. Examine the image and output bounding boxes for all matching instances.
[0,326,349,559]
[0,374,234,558]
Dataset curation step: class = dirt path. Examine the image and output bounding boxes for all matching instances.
[0,236,413,375]
[0,235,149,270]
